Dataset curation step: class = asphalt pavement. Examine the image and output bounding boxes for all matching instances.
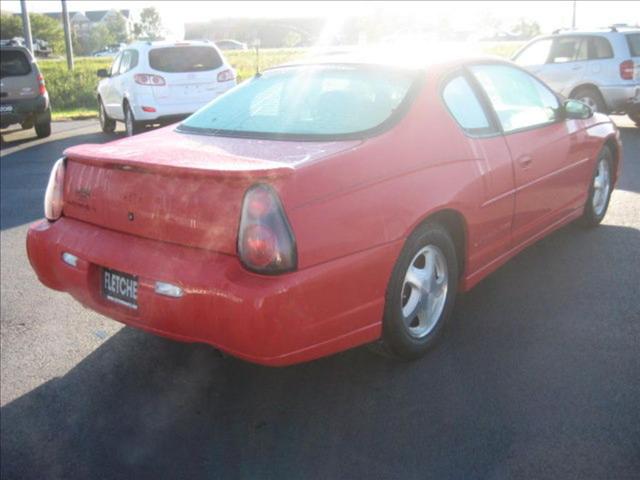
[1,119,639,479]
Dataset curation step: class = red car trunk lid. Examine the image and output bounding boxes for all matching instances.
[61,126,359,254]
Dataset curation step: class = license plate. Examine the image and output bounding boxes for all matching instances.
[0,104,14,113]
[102,268,138,309]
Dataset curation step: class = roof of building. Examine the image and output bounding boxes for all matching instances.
[39,9,130,23]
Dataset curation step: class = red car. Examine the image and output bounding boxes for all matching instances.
[27,56,622,366]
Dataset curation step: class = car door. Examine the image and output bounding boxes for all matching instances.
[102,53,122,118]
[541,35,589,96]
[469,63,590,248]
[111,50,133,120]
[440,71,515,272]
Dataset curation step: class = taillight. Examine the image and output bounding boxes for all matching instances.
[134,73,166,86]
[620,60,634,80]
[238,184,297,273]
[44,158,65,221]
[217,69,235,82]
[37,73,46,95]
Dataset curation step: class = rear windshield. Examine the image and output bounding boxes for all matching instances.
[626,33,640,57]
[179,65,418,140]
[0,50,31,77]
[148,46,222,72]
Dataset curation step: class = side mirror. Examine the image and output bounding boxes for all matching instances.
[563,99,593,120]
[97,69,109,78]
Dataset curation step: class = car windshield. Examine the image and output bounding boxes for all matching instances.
[148,46,223,73]
[0,50,31,77]
[626,33,640,57]
[178,65,417,139]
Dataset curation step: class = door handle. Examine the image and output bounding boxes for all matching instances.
[517,155,533,168]
[572,65,583,70]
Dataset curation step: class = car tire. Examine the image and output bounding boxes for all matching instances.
[124,102,141,137]
[98,99,116,134]
[34,110,51,139]
[580,145,614,227]
[571,86,606,113]
[376,222,459,360]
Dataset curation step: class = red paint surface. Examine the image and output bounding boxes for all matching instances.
[27,60,622,365]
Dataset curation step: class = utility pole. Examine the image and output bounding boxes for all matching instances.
[61,0,74,70]
[571,1,577,29]
[20,0,33,54]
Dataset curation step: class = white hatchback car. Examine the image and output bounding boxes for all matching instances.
[513,27,640,125]
[97,41,237,135]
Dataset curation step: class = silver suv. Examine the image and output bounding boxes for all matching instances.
[513,27,640,125]
[0,45,51,138]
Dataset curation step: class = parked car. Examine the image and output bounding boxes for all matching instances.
[92,43,126,57]
[215,39,248,51]
[96,40,236,136]
[0,37,52,57]
[513,27,640,125]
[0,44,51,137]
[27,55,621,366]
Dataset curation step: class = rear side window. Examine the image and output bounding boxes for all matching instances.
[149,46,222,73]
[589,36,614,59]
[627,33,640,57]
[0,50,31,77]
[118,50,139,74]
[471,64,560,133]
[442,75,493,135]
[109,53,122,76]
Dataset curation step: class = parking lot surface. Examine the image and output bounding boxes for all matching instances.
[1,119,639,479]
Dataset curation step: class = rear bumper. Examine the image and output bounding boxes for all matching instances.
[0,94,49,128]
[26,218,392,366]
[600,84,640,113]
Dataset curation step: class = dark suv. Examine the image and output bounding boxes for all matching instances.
[0,45,51,138]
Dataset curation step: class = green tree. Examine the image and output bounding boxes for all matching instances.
[133,7,163,40]
[0,14,23,39]
[86,24,115,54]
[512,18,541,39]
[29,13,64,53]
[0,13,64,53]
[103,13,129,44]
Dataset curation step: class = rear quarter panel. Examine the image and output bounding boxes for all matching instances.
[280,73,496,281]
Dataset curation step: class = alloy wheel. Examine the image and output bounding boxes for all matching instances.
[400,245,449,339]
[592,157,611,216]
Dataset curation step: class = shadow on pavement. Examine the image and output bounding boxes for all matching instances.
[617,127,640,194]
[0,131,122,230]
[2,223,639,479]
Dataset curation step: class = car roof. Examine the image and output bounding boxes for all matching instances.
[128,40,218,49]
[276,48,509,73]
[551,27,640,36]
[0,44,32,54]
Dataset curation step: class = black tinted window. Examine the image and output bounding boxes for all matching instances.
[627,33,640,57]
[589,36,614,59]
[149,46,222,73]
[0,50,31,77]
[442,75,493,134]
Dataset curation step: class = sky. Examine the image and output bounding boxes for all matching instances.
[2,1,639,39]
